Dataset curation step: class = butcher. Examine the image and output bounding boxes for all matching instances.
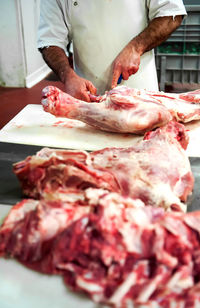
[37,0,186,101]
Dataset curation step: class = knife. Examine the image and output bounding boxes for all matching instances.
[117,74,123,85]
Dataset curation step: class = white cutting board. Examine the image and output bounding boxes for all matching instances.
[0,104,200,156]
[0,204,106,308]
[0,104,142,151]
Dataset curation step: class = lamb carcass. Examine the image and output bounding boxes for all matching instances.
[1,189,200,307]
[13,121,194,212]
[41,85,200,134]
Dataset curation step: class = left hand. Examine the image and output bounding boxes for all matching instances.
[111,42,141,89]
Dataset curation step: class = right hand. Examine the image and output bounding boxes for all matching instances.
[64,70,97,102]
[111,42,141,89]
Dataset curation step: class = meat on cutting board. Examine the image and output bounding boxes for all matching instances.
[13,121,194,212]
[41,85,200,134]
[1,189,200,307]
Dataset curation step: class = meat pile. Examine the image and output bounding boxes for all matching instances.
[13,121,193,212]
[1,189,200,307]
[1,87,200,307]
[41,85,200,134]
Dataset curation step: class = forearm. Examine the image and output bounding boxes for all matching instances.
[40,46,74,83]
[40,45,96,101]
[130,16,183,56]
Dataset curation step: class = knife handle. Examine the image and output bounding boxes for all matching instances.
[117,74,123,85]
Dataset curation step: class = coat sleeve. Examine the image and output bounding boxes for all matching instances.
[146,0,187,21]
[37,0,71,51]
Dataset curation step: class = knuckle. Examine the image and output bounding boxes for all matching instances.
[113,61,121,71]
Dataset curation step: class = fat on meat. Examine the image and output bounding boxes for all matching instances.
[1,189,200,307]
[41,85,200,134]
[13,121,194,212]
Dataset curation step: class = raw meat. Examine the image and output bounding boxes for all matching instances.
[0,192,91,262]
[41,85,200,134]
[13,121,194,212]
[1,189,200,307]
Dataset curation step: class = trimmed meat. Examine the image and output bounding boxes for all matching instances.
[1,189,200,307]
[13,121,194,212]
[41,85,200,134]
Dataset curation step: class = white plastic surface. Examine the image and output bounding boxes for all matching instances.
[0,104,142,151]
[0,104,200,156]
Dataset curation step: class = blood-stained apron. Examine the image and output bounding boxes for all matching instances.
[70,0,159,94]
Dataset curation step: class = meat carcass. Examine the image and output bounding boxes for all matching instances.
[41,85,200,134]
[13,121,194,212]
[1,189,200,307]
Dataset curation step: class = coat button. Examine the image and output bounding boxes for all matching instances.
[74,1,78,5]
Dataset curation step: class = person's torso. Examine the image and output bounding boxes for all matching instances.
[68,0,158,93]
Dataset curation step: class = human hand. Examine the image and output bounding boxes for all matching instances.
[111,42,141,89]
[64,70,97,102]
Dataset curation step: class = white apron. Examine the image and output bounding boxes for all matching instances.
[70,0,159,94]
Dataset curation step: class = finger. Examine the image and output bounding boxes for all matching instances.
[128,66,139,76]
[89,93,98,102]
[111,67,121,89]
[86,81,97,95]
[122,70,129,80]
[80,91,91,102]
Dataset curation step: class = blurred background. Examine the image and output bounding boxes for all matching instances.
[0,0,199,128]
[0,0,50,89]
[155,0,200,92]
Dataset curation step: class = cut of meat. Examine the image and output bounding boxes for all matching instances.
[0,189,148,263]
[142,88,200,122]
[41,85,200,134]
[1,189,200,307]
[13,121,193,212]
[0,193,91,261]
[42,85,172,134]
[13,148,120,200]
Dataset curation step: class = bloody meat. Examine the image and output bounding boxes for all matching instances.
[13,121,194,212]
[41,85,200,134]
[1,189,200,307]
